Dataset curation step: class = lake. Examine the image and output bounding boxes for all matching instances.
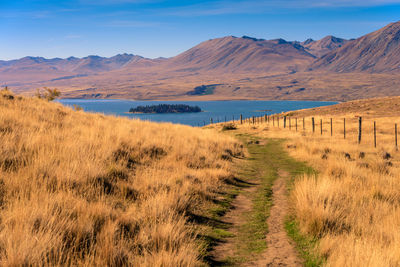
[58,99,337,127]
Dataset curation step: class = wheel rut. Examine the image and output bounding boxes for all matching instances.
[210,182,258,263]
[246,170,302,266]
[210,140,302,266]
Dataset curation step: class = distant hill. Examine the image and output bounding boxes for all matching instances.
[163,36,315,73]
[2,21,400,101]
[311,21,400,73]
[301,36,349,57]
[0,54,154,84]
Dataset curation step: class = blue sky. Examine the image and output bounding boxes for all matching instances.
[1,0,400,60]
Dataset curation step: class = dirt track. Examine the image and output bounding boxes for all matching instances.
[211,138,302,266]
[246,170,302,266]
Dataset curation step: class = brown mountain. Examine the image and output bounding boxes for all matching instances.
[301,36,349,57]
[311,21,400,73]
[1,35,317,91]
[163,36,315,73]
[0,54,151,85]
[0,36,316,85]
[3,22,400,102]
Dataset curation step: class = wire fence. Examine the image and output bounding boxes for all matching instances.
[208,113,399,150]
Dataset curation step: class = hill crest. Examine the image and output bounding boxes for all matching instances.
[310,21,400,72]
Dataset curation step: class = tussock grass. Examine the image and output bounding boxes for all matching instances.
[219,109,400,266]
[0,89,243,266]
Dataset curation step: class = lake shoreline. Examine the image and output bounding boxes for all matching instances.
[57,99,338,127]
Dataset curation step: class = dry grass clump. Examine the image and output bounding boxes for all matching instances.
[287,133,400,266]
[0,90,242,266]
[221,110,400,266]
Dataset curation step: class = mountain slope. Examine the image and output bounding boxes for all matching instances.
[0,54,153,84]
[311,22,400,72]
[2,22,400,101]
[301,35,349,57]
[163,36,315,73]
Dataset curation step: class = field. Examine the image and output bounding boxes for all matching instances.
[3,87,400,266]
[0,89,243,266]
[211,97,400,266]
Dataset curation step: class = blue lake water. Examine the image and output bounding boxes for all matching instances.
[57,99,337,127]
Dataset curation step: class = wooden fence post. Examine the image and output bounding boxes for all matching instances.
[284,116,287,128]
[240,114,243,124]
[358,117,362,144]
[278,117,280,127]
[344,118,346,139]
[312,117,315,133]
[330,118,333,136]
[394,123,398,151]
[296,118,298,132]
[252,116,255,124]
[273,116,275,126]
[289,117,291,130]
[374,121,376,148]
[320,119,323,135]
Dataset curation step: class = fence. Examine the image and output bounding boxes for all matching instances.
[206,113,400,150]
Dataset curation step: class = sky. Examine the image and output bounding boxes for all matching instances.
[1,0,400,60]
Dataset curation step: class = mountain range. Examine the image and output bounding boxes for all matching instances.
[2,21,400,101]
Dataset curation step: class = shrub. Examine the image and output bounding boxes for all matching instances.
[35,87,61,101]
[222,123,237,131]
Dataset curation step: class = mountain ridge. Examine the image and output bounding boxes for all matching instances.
[2,21,400,101]
[301,35,349,57]
[310,21,400,72]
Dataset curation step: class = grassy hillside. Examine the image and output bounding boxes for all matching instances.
[0,89,242,266]
[289,95,400,118]
[212,97,400,266]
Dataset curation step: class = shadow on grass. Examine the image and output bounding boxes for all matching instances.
[199,233,232,266]
[188,212,231,228]
[224,176,258,187]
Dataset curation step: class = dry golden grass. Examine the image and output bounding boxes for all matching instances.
[290,95,400,118]
[0,89,242,266]
[214,101,400,266]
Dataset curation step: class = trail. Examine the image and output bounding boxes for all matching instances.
[210,181,258,263]
[246,170,302,266]
[210,138,302,266]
